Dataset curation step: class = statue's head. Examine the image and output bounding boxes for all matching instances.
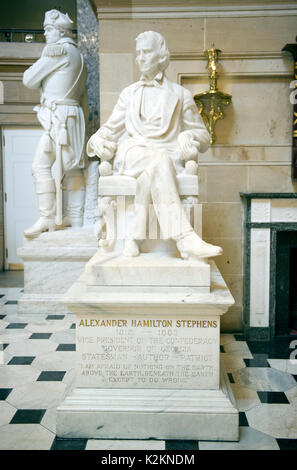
[43,9,73,44]
[135,31,170,78]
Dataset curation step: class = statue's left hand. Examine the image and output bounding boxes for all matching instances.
[178,131,200,162]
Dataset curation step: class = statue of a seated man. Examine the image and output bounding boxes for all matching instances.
[87,30,222,260]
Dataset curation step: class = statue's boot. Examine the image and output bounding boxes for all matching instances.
[176,231,222,259]
[123,239,140,257]
[24,179,56,238]
[63,172,85,228]
[24,216,56,238]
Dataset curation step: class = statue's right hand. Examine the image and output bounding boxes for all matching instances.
[87,134,117,160]
[92,137,117,161]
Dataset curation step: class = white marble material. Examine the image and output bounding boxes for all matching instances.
[0,365,40,388]
[7,382,67,409]
[221,353,247,373]
[230,384,261,412]
[285,386,297,409]
[268,359,297,375]
[250,228,270,327]
[87,30,222,261]
[22,9,88,236]
[0,401,17,427]
[75,312,220,390]
[223,341,253,359]
[246,404,297,439]
[57,362,238,441]
[86,250,210,288]
[6,339,57,356]
[86,439,166,450]
[250,198,297,224]
[64,260,234,317]
[0,424,54,450]
[233,367,297,392]
[18,227,97,314]
[199,426,279,450]
[32,350,75,372]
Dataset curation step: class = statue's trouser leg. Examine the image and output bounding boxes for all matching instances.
[64,169,85,227]
[130,171,152,239]
[144,153,192,240]
[24,134,57,237]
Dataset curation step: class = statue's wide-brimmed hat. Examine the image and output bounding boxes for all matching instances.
[43,9,73,30]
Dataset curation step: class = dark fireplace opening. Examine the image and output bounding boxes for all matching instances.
[289,247,297,332]
[275,231,297,336]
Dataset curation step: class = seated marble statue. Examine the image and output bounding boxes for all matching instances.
[87,30,222,260]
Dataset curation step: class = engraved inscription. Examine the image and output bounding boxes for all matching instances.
[76,315,220,390]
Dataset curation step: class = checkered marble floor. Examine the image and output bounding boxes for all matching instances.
[1,284,297,451]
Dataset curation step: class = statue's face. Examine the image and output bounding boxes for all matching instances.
[136,36,161,78]
[44,25,62,44]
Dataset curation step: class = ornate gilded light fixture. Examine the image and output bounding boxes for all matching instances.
[194,45,232,145]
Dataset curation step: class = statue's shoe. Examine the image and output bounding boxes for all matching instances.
[176,232,223,259]
[24,217,56,238]
[123,240,140,257]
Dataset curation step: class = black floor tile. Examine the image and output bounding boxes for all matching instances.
[70,323,76,329]
[0,295,4,298]
[5,300,18,305]
[37,371,66,381]
[56,344,76,351]
[227,373,235,384]
[0,314,6,320]
[0,343,9,351]
[8,356,35,365]
[293,375,297,383]
[220,345,225,353]
[234,334,245,341]
[244,354,270,367]
[247,338,294,359]
[0,388,12,400]
[257,391,290,404]
[165,440,199,450]
[29,333,52,339]
[239,412,249,427]
[50,437,88,450]
[46,315,65,320]
[6,323,28,329]
[10,409,46,424]
[276,439,297,450]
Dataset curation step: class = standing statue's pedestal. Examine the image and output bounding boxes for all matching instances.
[17,228,98,315]
[56,252,239,441]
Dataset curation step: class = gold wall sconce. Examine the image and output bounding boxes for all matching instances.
[194,45,232,145]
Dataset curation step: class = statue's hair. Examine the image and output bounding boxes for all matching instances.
[135,31,170,72]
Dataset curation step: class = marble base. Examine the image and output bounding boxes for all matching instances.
[17,227,98,315]
[56,361,239,441]
[86,250,210,289]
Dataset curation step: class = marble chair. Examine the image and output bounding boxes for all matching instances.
[94,154,202,256]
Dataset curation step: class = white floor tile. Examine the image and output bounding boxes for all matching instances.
[86,439,166,450]
[199,427,279,450]
[7,381,67,409]
[0,401,17,426]
[247,404,297,439]
[0,424,55,450]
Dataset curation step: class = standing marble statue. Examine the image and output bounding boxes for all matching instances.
[23,9,87,238]
[87,31,222,259]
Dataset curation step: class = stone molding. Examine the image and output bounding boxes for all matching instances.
[93,1,297,19]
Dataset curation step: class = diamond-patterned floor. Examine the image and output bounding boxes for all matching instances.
[0,284,297,450]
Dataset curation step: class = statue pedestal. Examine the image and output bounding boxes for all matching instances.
[56,252,238,441]
[17,228,98,315]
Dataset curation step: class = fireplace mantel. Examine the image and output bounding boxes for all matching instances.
[241,193,297,341]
